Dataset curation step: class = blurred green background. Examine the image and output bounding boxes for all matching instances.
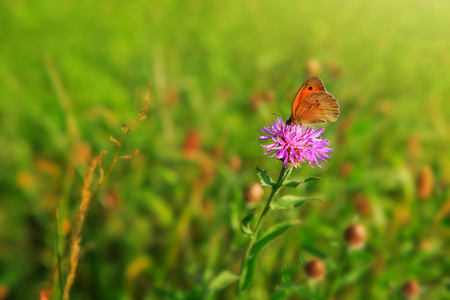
[1,0,450,299]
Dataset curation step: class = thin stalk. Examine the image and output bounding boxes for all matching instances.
[254,165,292,233]
[326,247,348,298]
[238,164,293,293]
[56,211,64,300]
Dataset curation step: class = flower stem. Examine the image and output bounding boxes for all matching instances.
[238,164,293,293]
[254,165,292,232]
[326,247,348,298]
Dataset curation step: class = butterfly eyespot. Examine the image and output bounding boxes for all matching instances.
[308,86,313,90]
[315,100,318,103]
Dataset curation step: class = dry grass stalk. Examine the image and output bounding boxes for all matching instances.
[45,84,152,300]
[62,152,104,300]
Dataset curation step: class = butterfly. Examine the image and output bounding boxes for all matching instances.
[286,77,340,126]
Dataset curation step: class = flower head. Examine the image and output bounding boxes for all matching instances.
[343,223,367,250]
[402,280,420,299]
[259,117,333,168]
[304,258,326,281]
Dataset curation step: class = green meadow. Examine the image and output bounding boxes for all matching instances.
[1,0,450,299]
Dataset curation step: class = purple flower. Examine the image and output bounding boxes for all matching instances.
[259,117,333,168]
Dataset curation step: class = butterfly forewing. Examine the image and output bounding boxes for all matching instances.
[291,76,327,112]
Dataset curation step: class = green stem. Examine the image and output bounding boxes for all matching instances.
[238,164,293,293]
[254,165,292,232]
[326,247,348,298]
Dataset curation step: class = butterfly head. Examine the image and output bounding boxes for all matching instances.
[285,117,301,126]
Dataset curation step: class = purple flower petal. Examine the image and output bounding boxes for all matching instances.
[260,117,333,168]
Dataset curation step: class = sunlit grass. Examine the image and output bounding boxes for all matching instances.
[1,0,450,299]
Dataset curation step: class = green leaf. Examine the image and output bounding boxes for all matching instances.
[249,219,301,257]
[209,270,240,291]
[270,289,290,300]
[348,250,374,261]
[445,280,450,292]
[334,250,374,291]
[256,166,275,188]
[335,264,372,291]
[303,176,322,183]
[284,177,321,188]
[240,220,301,292]
[283,181,303,188]
[277,283,326,300]
[239,255,256,291]
[302,244,328,260]
[271,195,321,210]
[240,213,256,235]
[281,265,290,283]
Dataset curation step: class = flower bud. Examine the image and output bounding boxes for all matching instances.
[305,58,321,77]
[353,194,372,218]
[401,280,420,299]
[250,93,263,110]
[183,129,201,158]
[165,86,179,105]
[395,204,410,226]
[417,165,434,199]
[62,219,72,236]
[263,90,275,103]
[73,141,92,165]
[304,258,326,281]
[407,134,421,159]
[229,155,242,172]
[343,223,367,250]
[0,284,10,300]
[340,161,353,177]
[245,183,264,203]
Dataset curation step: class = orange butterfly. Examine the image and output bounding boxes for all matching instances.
[286,77,340,126]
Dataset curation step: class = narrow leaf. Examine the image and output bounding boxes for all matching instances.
[256,166,275,188]
[281,265,290,283]
[335,263,373,291]
[209,270,240,291]
[303,176,321,183]
[302,244,328,260]
[445,281,450,292]
[284,177,321,188]
[240,213,256,235]
[271,195,321,210]
[249,220,301,257]
[348,250,374,261]
[270,289,290,300]
[240,220,301,291]
[283,180,303,188]
[239,256,256,291]
[277,283,326,300]
[335,251,374,291]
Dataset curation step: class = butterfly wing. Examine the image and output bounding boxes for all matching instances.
[290,92,340,125]
[290,76,327,114]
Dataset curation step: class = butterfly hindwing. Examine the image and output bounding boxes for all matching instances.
[292,91,340,125]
